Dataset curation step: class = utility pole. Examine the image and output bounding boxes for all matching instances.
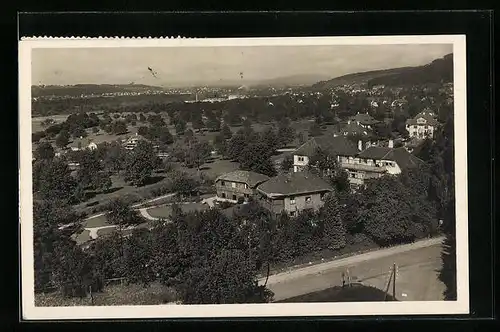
[392,262,397,300]
[89,285,94,306]
[383,265,394,301]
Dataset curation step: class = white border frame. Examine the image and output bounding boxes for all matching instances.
[19,35,469,320]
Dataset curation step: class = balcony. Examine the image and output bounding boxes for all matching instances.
[340,162,387,173]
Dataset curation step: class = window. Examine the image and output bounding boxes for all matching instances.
[232,195,237,200]
[305,196,312,203]
[350,173,356,178]
[290,211,296,217]
[290,197,296,205]
[244,183,248,189]
[221,193,226,198]
[244,194,249,198]
[220,180,225,186]
[298,156,304,162]
[231,182,236,188]
[413,125,417,129]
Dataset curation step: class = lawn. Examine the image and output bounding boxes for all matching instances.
[83,215,110,228]
[35,281,179,307]
[146,202,209,219]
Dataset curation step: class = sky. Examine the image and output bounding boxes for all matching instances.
[32,44,453,87]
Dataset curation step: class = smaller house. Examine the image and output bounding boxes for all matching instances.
[405,110,439,139]
[348,112,379,130]
[256,172,333,218]
[215,170,271,203]
[69,138,98,152]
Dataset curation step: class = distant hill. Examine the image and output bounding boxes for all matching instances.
[31,84,167,98]
[252,74,334,88]
[312,53,453,89]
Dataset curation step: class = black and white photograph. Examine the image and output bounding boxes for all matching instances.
[19,36,468,319]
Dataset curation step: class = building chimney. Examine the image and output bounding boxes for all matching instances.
[388,139,394,148]
[358,140,363,151]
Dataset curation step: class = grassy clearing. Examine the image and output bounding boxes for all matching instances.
[35,282,179,307]
[83,215,110,228]
[146,202,208,219]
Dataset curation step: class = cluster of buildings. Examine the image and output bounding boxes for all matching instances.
[214,131,424,218]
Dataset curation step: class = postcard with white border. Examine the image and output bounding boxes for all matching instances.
[19,35,468,320]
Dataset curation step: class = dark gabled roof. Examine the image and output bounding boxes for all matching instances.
[294,135,358,158]
[257,172,333,198]
[357,146,423,170]
[385,147,424,170]
[349,112,379,125]
[405,110,439,126]
[342,122,370,135]
[215,170,270,188]
[357,146,393,160]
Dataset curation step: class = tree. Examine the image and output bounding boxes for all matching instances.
[297,131,306,145]
[102,141,127,174]
[179,249,273,304]
[37,158,78,202]
[358,177,418,246]
[137,126,149,137]
[261,127,279,154]
[309,122,322,137]
[112,121,128,135]
[184,141,211,170]
[213,134,228,157]
[34,141,55,160]
[32,131,47,143]
[227,131,248,161]
[220,124,232,139]
[206,118,221,132]
[277,118,296,147]
[124,140,156,186]
[168,171,199,198]
[192,117,205,132]
[175,121,187,136]
[33,201,83,292]
[107,198,141,226]
[280,154,293,173]
[72,126,87,138]
[238,142,277,177]
[55,130,70,148]
[320,193,347,250]
[123,229,155,286]
[76,150,111,192]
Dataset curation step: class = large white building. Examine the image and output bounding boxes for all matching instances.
[405,110,439,139]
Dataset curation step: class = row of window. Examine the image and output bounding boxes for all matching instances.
[219,193,250,200]
[411,125,431,129]
[289,196,312,205]
[219,181,249,189]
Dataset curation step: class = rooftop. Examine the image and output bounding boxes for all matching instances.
[215,170,270,188]
[406,110,439,126]
[294,135,358,158]
[257,172,333,198]
[357,146,423,170]
[348,112,380,125]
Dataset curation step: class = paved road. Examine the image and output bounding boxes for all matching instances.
[260,237,445,302]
